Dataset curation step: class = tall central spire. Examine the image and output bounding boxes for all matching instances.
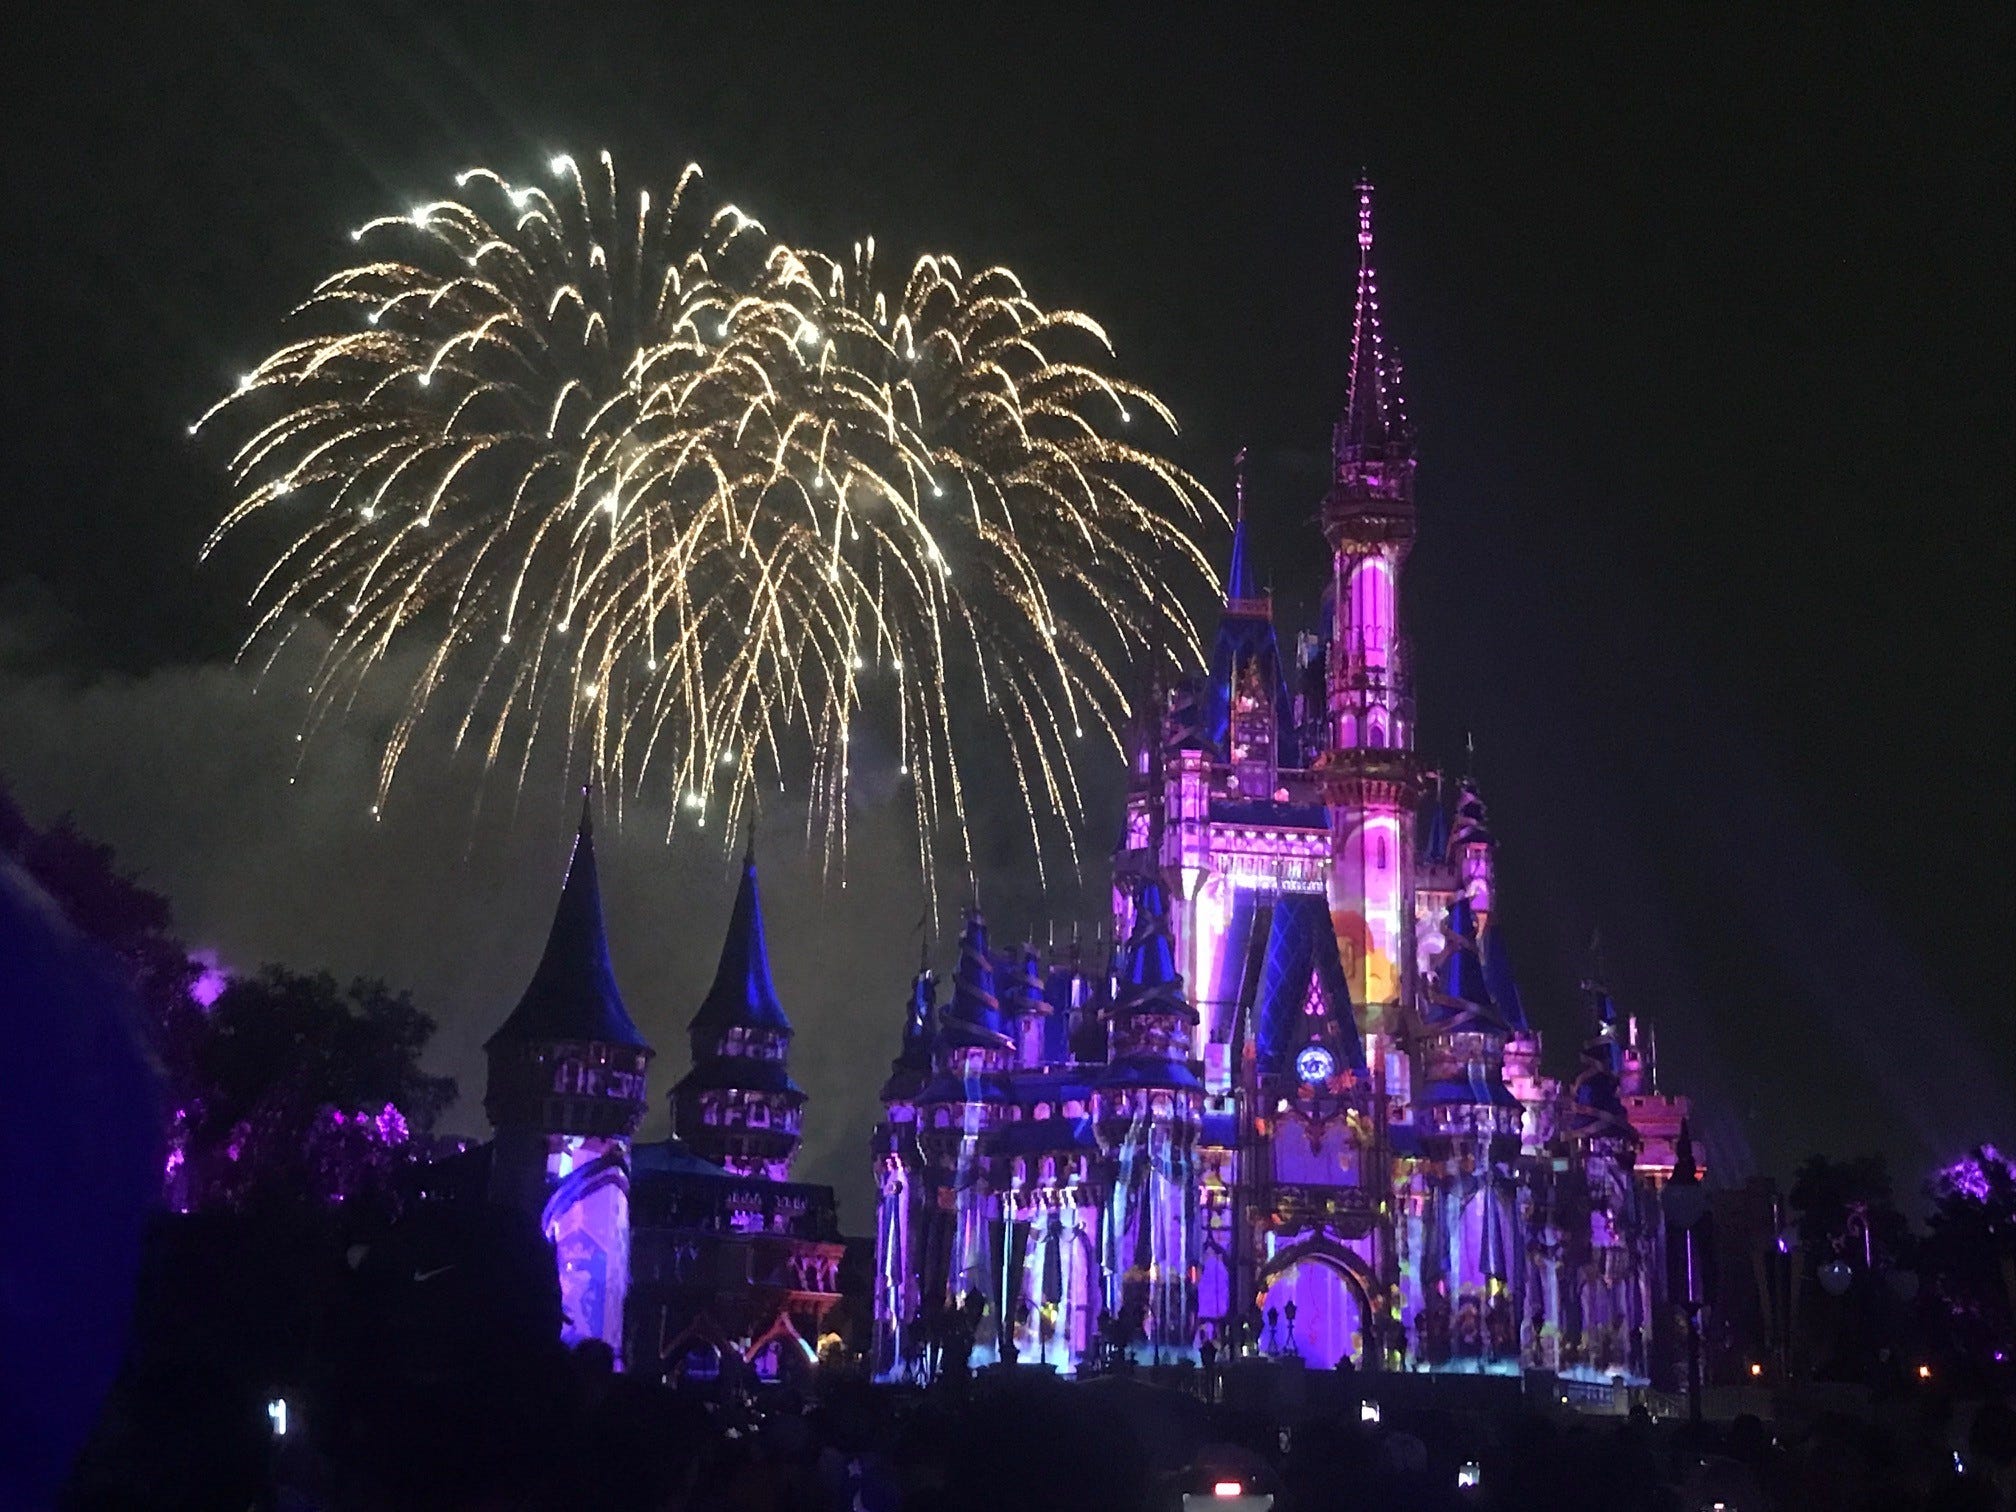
[1336,177,1410,468]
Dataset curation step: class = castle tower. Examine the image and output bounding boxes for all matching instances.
[1007,942,1052,1070]
[1094,875,1203,1356]
[670,839,805,1181]
[484,794,654,1361]
[1410,894,1526,1368]
[1320,178,1427,1029]
[1208,449,1293,798]
[870,960,937,1377]
[1560,940,1655,1378]
[916,909,1016,1318]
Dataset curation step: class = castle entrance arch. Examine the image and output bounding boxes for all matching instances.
[1256,1238,1378,1369]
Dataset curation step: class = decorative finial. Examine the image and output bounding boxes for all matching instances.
[578,779,595,838]
[1357,175,1375,251]
[1233,445,1249,521]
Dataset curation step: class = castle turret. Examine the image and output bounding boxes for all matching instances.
[915,909,1016,1315]
[484,793,653,1360]
[1449,771,1496,922]
[871,961,937,1376]
[1095,876,1202,1354]
[670,839,805,1181]
[1207,450,1293,793]
[1565,941,1637,1154]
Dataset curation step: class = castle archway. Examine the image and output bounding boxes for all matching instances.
[1257,1238,1378,1369]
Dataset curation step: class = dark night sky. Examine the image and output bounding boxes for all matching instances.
[4,5,2010,1223]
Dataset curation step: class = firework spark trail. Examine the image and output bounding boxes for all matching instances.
[197,153,1220,897]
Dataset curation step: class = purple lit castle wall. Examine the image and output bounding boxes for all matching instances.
[871,179,1696,1386]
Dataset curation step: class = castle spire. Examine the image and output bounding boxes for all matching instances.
[1335,176,1410,470]
[1225,445,1260,607]
[673,843,804,1180]
[485,791,650,1052]
[1207,446,1293,767]
[690,845,791,1035]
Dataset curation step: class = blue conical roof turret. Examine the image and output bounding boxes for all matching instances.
[689,838,791,1035]
[1426,895,1495,1024]
[1115,876,1196,1022]
[937,908,1013,1049]
[879,962,937,1102]
[488,794,651,1051]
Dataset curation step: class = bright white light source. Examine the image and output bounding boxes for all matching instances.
[602,492,619,514]
[582,683,599,699]
[238,374,254,392]
[416,372,431,387]
[684,792,703,809]
[1212,1485,1242,1500]
[409,206,427,227]
[1359,1400,1381,1424]
[550,154,573,176]
[267,1398,289,1437]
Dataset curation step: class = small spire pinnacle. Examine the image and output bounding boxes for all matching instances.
[578,780,595,838]
[1224,447,1259,607]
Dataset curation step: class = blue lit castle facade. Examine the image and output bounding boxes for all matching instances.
[871,181,1697,1384]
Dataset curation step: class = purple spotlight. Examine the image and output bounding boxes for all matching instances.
[188,951,229,1007]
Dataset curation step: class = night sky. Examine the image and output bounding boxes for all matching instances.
[5,6,2010,1224]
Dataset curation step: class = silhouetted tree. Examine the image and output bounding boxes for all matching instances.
[173,967,456,1212]
[1923,1144,2016,1381]
[0,782,455,1215]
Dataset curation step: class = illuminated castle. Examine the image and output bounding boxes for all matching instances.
[870,181,1696,1383]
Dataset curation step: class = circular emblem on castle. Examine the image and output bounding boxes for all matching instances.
[1295,1045,1335,1085]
